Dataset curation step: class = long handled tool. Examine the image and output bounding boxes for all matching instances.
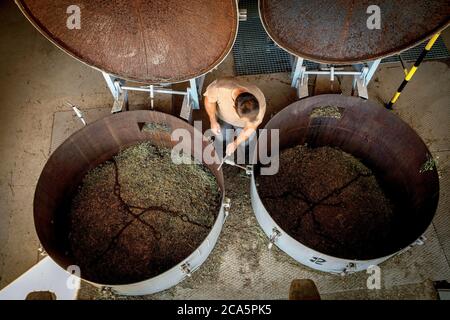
[217,156,228,171]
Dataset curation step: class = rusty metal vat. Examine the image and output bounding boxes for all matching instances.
[34,111,227,295]
[251,95,439,274]
[16,0,238,83]
[259,0,450,64]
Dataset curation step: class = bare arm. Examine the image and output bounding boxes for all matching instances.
[226,122,258,155]
[204,96,221,135]
[204,96,217,123]
[235,124,257,146]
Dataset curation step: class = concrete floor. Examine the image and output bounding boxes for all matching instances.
[1,1,450,299]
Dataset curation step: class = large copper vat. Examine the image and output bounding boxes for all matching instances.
[34,111,227,295]
[251,95,440,273]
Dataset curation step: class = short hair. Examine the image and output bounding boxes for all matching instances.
[235,92,260,121]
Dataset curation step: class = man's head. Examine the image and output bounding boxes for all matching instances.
[234,92,260,122]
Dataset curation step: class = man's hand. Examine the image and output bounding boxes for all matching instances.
[226,141,238,156]
[211,121,221,136]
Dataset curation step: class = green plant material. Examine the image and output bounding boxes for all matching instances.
[420,155,436,173]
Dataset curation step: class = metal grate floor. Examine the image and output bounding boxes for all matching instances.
[382,37,450,64]
[233,0,292,76]
[233,0,450,76]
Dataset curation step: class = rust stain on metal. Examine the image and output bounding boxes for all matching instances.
[16,0,238,83]
[260,0,450,64]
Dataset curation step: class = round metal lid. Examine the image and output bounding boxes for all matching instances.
[259,0,450,64]
[16,0,238,83]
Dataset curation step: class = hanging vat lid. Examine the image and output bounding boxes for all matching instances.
[16,0,238,83]
[259,0,450,64]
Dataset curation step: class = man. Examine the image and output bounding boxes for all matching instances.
[203,78,266,158]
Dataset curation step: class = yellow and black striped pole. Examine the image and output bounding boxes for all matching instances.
[386,33,440,109]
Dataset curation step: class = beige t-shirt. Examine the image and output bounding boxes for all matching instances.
[203,78,266,127]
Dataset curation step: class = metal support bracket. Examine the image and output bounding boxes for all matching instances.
[239,9,248,21]
[181,262,192,277]
[245,165,253,176]
[102,72,121,101]
[268,227,282,250]
[102,71,205,120]
[102,72,128,113]
[180,94,193,123]
[413,235,427,246]
[291,57,309,98]
[398,235,427,256]
[291,57,304,87]
[223,197,231,222]
[189,76,205,110]
[181,75,206,122]
[298,71,309,99]
[352,58,381,99]
[355,76,369,100]
[100,286,118,298]
[112,90,128,114]
[340,262,358,276]
[290,56,381,99]
[37,245,47,260]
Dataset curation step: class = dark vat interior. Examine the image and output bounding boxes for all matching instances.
[255,95,439,260]
[34,111,224,285]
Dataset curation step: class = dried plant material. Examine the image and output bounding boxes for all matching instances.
[141,122,171,133]
[69,142,221,285]
[257,145,396,260]
[310,106,343,119]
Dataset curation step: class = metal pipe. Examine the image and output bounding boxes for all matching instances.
[120,86,188,95]
[304,71,362,76]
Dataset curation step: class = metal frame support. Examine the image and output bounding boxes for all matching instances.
[102,72,128,113]
[290,56,381,99]
[181,75,206,122]
[363,59,381,86]
[352,58,381,99]
[291,56,304,87]
[239,9,247,21]
[188,78,201,110]
[102,72,120,101]
[291,57,308,99]
[102,71,206,120]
